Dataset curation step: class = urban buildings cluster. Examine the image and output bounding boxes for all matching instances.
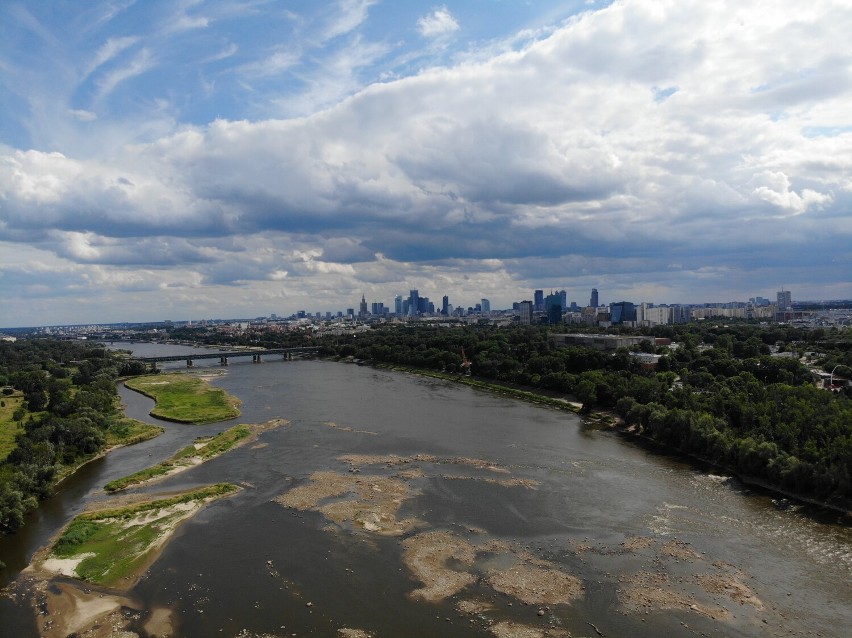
[312,287,816,328]
[4,289,851,340]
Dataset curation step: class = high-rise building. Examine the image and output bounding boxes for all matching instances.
[610,301,636,324]
[545,293,563,324]
[442,295,449,315]
[534,289,544,311]
[558,290,567,308]
[359,294,368,318]
[519,301,533,325]
[394,295,403,315]
[777,289,792,311]
[408,289,420,316]
[590,288,599,308]
[481,299,491,315]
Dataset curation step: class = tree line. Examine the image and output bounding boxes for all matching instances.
[0,340,145,535]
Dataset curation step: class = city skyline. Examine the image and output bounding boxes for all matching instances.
[2,1,851,327]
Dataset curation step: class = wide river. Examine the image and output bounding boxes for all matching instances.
[0,344,850,637]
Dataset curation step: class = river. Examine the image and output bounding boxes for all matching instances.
[0,343,849,637]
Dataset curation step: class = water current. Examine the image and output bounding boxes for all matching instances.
[0,343,849,637]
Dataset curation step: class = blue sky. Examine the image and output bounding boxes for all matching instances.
[1,0,850,325]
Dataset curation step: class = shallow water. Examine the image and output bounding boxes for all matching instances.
[1,348,850,637]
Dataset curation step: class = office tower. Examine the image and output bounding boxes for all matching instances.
[558,290,567,308]
[609,301,636,324]
[519,301,533,325]
[590,288,599,308]
[408,289,420,316]
[777,289,792,311]
[534,289,544,311]
[545,293,562,324]
[395,295,403,315]
[481,299,491,315]
[442,295,449,315]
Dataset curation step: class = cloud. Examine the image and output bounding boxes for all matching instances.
[417,7,460,39]
[749,170,832,216]
[68,109,98,122]
[322,0,377,42]
[85,36,140,78]
[94,48,155,102]
[2,0,851,324]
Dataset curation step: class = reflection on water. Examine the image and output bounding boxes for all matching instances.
[0,346,849,637]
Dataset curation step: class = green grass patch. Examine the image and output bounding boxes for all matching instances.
[51,483,238,586]
[104,425,252,492]
[124,373,241,424]
[0,391,25,463]
[106,417,164,446]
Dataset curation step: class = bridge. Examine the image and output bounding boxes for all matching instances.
[133,347,320,369]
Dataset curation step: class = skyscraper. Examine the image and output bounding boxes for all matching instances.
[408,289,420,316]
[590,288,599,308]
[442,295,449,315]
[359,294,368,318]
[519,300,533,325]
[534,289,544,311]
[610,301,636,324]
[777,289,792,311]
[481,298,491,315]
[545,293,563,324]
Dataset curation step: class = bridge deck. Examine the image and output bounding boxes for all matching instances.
[134,347,319,363]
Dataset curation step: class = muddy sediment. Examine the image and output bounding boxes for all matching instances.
[486,559,584,606]
[401,530,478,602]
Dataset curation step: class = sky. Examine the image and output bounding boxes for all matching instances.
[1,0,851,326]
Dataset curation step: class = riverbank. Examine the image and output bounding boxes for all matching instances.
[124,372,241,423]
[365,360,850,520]
[51,417,164,487]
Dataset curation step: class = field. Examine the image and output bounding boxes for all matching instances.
[124,373,241,423]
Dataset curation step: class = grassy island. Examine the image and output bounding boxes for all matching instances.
[124,373,241,423]
[105,416,165,447]
[105,423,255,492]
[45,484,238,587]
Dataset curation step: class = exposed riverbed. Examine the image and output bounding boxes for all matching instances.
[1,345,850,637]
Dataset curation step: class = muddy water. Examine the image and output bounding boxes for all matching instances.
[1,349,850,637]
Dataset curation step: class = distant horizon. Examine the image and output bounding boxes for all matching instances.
[3,294,850,332]
[2,1,851,328]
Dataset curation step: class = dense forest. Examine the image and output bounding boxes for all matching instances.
[185,320,851,508]
[0,340,148,535]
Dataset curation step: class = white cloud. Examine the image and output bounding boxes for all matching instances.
[417,7,460,39]
[2,0,852,324]
[85,36,139,78]
[322,0,377,42]
[68,109,98,122]
[749,170,832,216]
[94,48,155,102]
